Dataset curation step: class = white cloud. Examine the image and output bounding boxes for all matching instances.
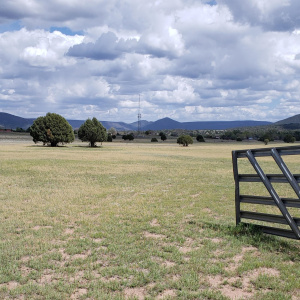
[0,0,300,122]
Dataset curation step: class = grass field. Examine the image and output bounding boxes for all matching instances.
[0,139,299,299]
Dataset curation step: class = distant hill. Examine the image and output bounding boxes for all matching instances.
[275,114,300,125]
[143,118,272,130]
[142,118,182,130]
[0,112,273,131]
[0,112,35,130]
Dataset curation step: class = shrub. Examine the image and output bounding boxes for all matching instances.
[151,138,158,142]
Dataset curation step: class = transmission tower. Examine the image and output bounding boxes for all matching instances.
[137,94,141,135]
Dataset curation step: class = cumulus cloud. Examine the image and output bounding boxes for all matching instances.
[219,0,300,31]
[0,0,300,122]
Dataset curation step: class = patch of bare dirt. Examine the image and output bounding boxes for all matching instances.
[202,207,212,214]
[143,231,166,239]
[124,287,146,300]
[21,266,33,277]
[150,219,160,227]
[0,281,19,290]
[220,285,253,299]
[70,288,88,299]
[225,246,260,273]
[207,267,281,299]
[92,238,103,243]
[64,228,75,235]
[156,289,177,299]
[178,246,193,254]
[72,249,91,260]
[32,225,53,231]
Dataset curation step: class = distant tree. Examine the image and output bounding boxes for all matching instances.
[151,137,158,142]
[264,139,269,145]
[128,133,134,141]
[145,130,152,135]
[15,127,25,132]
[196,134,205,142]
[177,135,193,147]
[107,134,113,142]
[122,133,134,141]
[108,127,117,136]
[78,117,107,147]
[283,133,296,143]
[160,133,167,141]
[30,113,74,147]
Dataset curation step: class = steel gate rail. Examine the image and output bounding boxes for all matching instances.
[232,145,300,240]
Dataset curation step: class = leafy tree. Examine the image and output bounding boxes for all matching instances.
[283,133,296,143]
[177,135,193,147]
[264,139,269,145]
[78,117,107,147]
[196,134,205,142]
[107,134,113,142]
[122,133,134,141]
[108,127,117,136]
[160,133,167,141]
[151,137,158,142]
[15,127,25,132]
[30,113,74,147]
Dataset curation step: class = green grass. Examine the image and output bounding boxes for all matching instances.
[0,141,299,299]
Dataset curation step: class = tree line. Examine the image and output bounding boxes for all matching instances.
[28,113,199,147]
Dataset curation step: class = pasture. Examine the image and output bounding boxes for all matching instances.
[0,139,299,299]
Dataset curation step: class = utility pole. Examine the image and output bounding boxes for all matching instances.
[137,94,141,135]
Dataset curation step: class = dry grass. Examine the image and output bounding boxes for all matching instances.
[0,139,299,299]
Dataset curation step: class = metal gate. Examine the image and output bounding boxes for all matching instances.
[232,145,300,240]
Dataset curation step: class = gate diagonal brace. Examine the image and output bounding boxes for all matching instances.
[246,150,300,239]
[270,148,300,199]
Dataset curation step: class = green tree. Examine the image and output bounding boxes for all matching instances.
[177,135,193,147]
[151,137,158,142]
[108,127,117,136]
[160,133,167,141]
[122,133,134,141]
[196,134,205,142]
[78,117,107,147]
[30,113,74,147]
[107,134,113,142]
[283,133,296,143]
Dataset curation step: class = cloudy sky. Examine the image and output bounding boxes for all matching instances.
[1,0,300,123]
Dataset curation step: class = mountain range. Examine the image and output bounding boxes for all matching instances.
[0,111,293,131]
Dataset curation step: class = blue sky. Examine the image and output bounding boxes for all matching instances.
[0,0,300,123]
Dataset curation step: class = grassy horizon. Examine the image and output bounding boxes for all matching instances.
[0,141,299,299]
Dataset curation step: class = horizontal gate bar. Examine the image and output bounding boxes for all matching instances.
[244,224,298,239]
[260,226,298,239]
[240,195,300,208]
[234,145,300,158]
[240,210,300,225]
[239,174,300,183]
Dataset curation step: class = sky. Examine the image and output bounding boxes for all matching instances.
[1,0,300,123]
